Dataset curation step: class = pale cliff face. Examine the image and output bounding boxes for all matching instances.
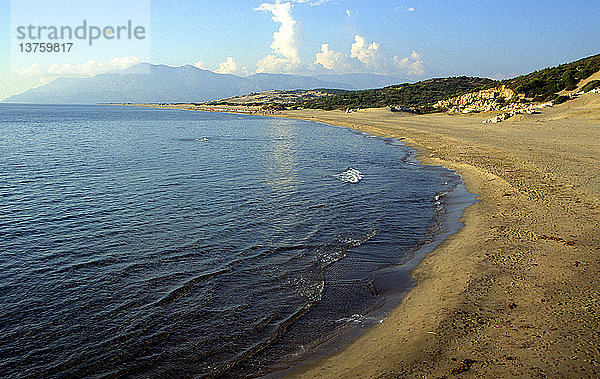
[434,85,516,110]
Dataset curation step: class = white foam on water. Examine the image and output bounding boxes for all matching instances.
[335,313,383,325]
[334,167,364,183]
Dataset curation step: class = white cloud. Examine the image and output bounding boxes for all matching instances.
[393,52,425,75]
[214,56,248,75]
[294,0,330,5]
[351,35,387,70]
[193,61,207,69]
[255,1,300,73]
[314,35,425,76]
[314,43,355,72]
[16,56,140,79]
[256,54,293,73]
[394,6,415,12]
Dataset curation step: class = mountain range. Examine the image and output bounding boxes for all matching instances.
[2,63,406,104]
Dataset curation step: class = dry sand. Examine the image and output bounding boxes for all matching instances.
[133,94,600,377]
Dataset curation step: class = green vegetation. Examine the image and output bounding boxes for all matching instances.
[553,95,570,105]
[301,77,494,112]
[206,88,349,107]
[581,80,600,92]
[300,54,600,111]
[501,53,600,101]
[200,54,600,111]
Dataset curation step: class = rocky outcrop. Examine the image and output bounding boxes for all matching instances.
[433,85,564,124]
[433,85,517,113]
[481,102,553,124]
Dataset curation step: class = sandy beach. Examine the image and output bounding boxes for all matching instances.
[275,95,600,377]
[133,95,600,377]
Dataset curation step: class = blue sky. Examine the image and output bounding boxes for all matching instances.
[1,0,599,100]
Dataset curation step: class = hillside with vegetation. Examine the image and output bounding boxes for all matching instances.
[297,54,600,112]
[500,53,600,101]
[206,89,348,107]
[300,77,494,112]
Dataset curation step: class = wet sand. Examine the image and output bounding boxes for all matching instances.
[131,95,600,376]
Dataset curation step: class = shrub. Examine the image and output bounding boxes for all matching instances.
[582,80,600,92]
[553,95,570,105]
[504,53,600,96]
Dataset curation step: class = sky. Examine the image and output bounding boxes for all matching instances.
[1,0,599,100]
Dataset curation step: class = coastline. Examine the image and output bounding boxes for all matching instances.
[128,96,600,376]
[277,102,600,377]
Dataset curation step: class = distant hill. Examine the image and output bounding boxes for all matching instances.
[3,63,364,104]
[2,64,411,104]
[301,77,495,112]
[207,89,349,106]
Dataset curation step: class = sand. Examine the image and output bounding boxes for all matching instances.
[131,94,600,377]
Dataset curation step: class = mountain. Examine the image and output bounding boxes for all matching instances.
[2,63,380,104]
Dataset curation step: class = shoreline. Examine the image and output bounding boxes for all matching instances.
[267,149,477,378]
[128,98,600,377]
[276,104,600,377]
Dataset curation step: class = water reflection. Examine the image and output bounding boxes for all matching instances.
[264,118,298,191]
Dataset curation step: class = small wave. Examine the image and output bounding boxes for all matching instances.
[335,313,386,325]
[212,302,314,377]
[334,167,364,183]
[156,268,229,307]
[176,137,209,142]
[291,276,325,303]
[433,191,450,211]
[157,182,180,187]
[317,229,376,268]
[337,229,376,248]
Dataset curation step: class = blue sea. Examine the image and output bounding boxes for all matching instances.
[0,104,472,377]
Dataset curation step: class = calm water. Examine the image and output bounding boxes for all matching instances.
[0,104,462,377]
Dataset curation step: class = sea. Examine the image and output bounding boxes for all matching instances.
[0,104,475,377]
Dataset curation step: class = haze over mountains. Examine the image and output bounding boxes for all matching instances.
[2,63,406,104]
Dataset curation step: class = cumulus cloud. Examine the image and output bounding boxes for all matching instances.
[350,35,387,70]
[315,43,355,72]
[16,56,140,78]
[314,35,425,76]
[193,60,207,69]
[394,52,425,75]
[214,56,248,75]
[256,55,293,73]
[255,1,300,73]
